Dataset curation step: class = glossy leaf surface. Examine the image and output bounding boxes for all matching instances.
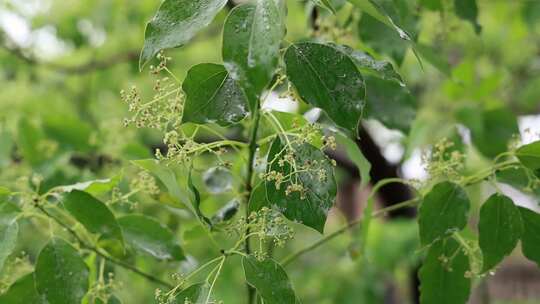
[182,63,248,126]
[284,42,366,132]
[140,0,228,69]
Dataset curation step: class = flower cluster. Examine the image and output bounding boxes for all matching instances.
[422,138,465,182]
[121,52,183,131]
[130,171,160,196]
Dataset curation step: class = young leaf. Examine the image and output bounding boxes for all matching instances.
[284,42,366,133]
[265,137,337,233]
[222,0,286,109]
[364,75,417,133]
[516,140,540,176]
[419,238,471,304]
[63,190,123,244]
[118,214,185,261]
[418,181,470,246]
[242,256,296,304]
[0,273,45,304]
[454,0,481,34]
[139,0,228,69]
[172,283,210,303]
[478,194,523,272]
[182,63,249,126]
[335,133,371,189]
[35,238,89,304]
[518,207,540,267]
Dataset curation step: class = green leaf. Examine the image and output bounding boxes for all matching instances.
[249,182,270,214]
[418,181,470,246]
[419,238,471,304]
[35,238,89,304]
[349,0,413,41]
[182,63,249,126]
[0,201,19,273]
[518,207,540,267]
[0,219,18,273]
[332,44,404,85]
[478,194,523,272]
[118,214,184,261]
[454,0,481,34]
[335,133,371,189]
[364,75,417,133]
[284,42,366,133]
[242,256,296,304]
[187,168,212,226]
[222,0,286,109]
[516,141,540,175]
[132,160,194,210]
[172,283,210,303]
[139,0,228,69]
[0,273,46,304]
[265,137,337,233]
[63,190,123,244]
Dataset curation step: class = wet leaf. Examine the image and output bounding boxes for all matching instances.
[140,0,227,69]
[222,0,286,109]
[418,182,470,246]
[0,201,19,273]
[182,63,249,126]
[419,238,471,304]
[118,214,185,261]
[478,194,523,272]
[265,137,337,233]
[364,75,417,133]
[284,42,366,133]
[35,238,89,304]
[242,256,296,304]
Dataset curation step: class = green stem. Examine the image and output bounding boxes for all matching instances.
[244,106,262,304]
[280,197,420,266]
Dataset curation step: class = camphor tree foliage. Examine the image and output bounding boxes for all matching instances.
[1,0,540,303]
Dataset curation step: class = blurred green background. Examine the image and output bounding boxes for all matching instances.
[1,0,540,303]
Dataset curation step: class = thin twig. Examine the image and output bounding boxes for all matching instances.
[280,197,421,266]
[35,204,173,288]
